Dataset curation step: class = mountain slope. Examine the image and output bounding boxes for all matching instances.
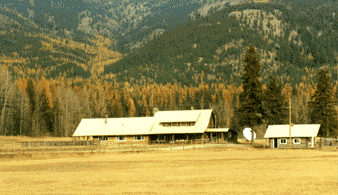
[0,5,121,80]
[105,0,338,86]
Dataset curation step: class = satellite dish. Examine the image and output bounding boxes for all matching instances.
[243,127,256,141]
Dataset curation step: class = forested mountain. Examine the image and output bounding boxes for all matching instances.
[0,0,234,53]
[0,0,338,137]
[0,5,121,80]
[105,0,338,86]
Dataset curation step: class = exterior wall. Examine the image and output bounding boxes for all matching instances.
[225,131,237,143]
[204,132,237,143]
[269,138,313,149]
[75,136,93,141]
[94,135,149,144]
[148,133,206,143]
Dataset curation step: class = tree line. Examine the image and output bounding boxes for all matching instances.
[0,47,337,138]
[237,45,338,140]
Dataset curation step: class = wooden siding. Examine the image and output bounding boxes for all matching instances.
[93,135,149,144]
[269,138,313,149]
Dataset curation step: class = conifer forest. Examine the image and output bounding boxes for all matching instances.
[0,0,337,137]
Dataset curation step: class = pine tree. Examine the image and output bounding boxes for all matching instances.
[26,78,36,136]
[309,69,338,137]
[263,75,288,125]
[238,45,264,147]
[38,77,54,135]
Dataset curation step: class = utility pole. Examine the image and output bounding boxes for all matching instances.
[289,98,292,149]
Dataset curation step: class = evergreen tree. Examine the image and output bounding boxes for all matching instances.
[309,69,338,137]
[238,45,264,147]
[26,78,36,116]
[263,75,288,125]
[26,78,36,136]
[230,89,240,134]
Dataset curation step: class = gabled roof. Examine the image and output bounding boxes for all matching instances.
[264,124,321,138]
[73,117,155,136]
[72,109,214,136]
[149,109,213,134]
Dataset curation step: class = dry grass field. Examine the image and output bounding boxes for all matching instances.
[0,147,336,195]
[0,136,73,143]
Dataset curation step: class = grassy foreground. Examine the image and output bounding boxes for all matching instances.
[0,147,336,195]
[0,136,73,143]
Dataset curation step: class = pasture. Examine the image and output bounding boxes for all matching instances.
[0,147,336,195]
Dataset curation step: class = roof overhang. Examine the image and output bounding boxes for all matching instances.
[205,128,230,132]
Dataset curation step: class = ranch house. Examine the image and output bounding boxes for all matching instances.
[72,109,238,144]
[264,124,321,149]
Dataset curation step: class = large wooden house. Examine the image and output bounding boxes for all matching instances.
[264,124,321,149]
[72,109,238,144]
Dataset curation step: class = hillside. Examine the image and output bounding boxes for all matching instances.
[0,0,234,54]
[105,0,338,86]
[0,5,121,80]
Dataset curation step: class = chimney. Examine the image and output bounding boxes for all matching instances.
[153,107,159,115]
[105,113,108,125]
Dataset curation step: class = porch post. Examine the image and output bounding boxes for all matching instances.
[210,132,213,143]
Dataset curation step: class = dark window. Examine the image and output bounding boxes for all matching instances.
[134,135,144,141]
[117,136,126,141]
[293,138,301,144]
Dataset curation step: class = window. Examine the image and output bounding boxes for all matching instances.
[293,138,301,144]
[117,136,126,141]
[186,122,195,126]
[280,138,287,144]
[134,135,145,141]
[98,136,108,141]
[160,123,172,126]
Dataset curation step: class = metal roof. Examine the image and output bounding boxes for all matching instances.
[73,117,155,136]
[154,110,201,123]
[264,124,321,138]
[205,128,230,132]
[73,109,214,136]
[149,109,213,134]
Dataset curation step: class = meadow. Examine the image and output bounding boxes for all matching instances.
[0,146,336,195]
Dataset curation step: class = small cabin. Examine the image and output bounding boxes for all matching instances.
[264,124,321,149]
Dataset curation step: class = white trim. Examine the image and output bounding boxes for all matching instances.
[134,135,145,141]
[280,138,287,144]
[116,136,126,141]
[293,138,301,144]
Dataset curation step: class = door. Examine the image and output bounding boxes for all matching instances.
[274,138,278,148]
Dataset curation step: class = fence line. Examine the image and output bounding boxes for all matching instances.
[0,139,245,156]
[1,138,336,156]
